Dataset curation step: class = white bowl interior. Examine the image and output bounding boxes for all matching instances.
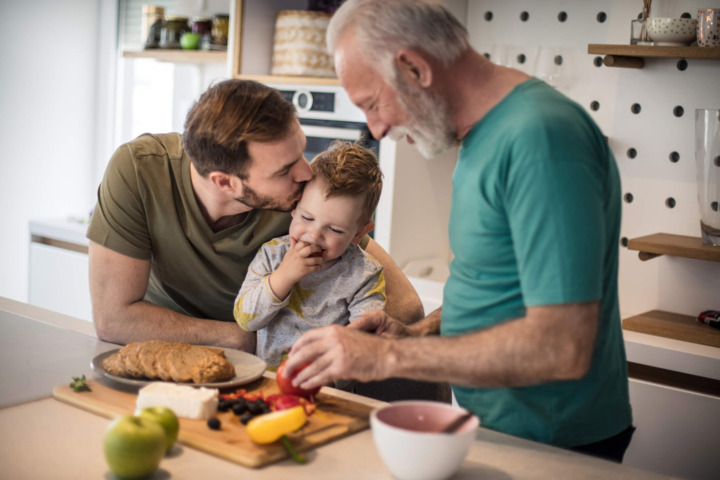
[370,401,480,480]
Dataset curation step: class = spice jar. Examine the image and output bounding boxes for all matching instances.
[212,14,229,47]
[142,5,164,48]
[160,16,190,49]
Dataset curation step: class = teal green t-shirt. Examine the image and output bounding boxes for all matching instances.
[441,78,632,447]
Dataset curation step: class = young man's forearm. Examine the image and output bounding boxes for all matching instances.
[94,300,256,352]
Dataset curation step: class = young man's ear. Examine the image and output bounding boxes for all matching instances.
[208,171,237,193]
[395,49,433,88]
[352,222,375,245]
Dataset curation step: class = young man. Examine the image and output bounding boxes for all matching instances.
[285,0,634,462]
[234,141,385,367]
[87,79,422,352]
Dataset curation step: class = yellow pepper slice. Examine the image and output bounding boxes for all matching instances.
[246,406,307,444]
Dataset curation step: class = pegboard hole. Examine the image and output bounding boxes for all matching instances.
[712,201,719,212]
[669,151,680,163]
[627,148,637,159]
[593,56,603,67]
[624,193,634,203]
[631,103,641,114]
[558,11,568,22]
[554,55,563,66]
[673,106,684,117]
[520,11,529,22]
[621,237,629,247]
[597,12,607,23]
[665,198,676,208]
[590,101,600,111]
[676,59,688,71]
[484,11,493,21]
[681,12,692,19]
[517,53,526,64]
[483,52,491,59]
[714,155,720,167]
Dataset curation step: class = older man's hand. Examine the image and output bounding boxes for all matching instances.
[348,309,413,338]
[285,324,392,391]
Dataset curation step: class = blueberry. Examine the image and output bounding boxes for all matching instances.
[207,417,221,430]
[239,412,253,425]
[232,402,248,416]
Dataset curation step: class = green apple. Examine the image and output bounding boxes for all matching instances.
[104,415,166,479]
[137,406,180,453]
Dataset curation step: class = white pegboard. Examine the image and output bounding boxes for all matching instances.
[455,0,720,318]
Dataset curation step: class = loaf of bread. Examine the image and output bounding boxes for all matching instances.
[103,340,236,384]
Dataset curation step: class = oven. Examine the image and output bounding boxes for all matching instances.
[267,83,379,162]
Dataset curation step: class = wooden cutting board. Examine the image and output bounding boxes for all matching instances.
[53,377,374,468]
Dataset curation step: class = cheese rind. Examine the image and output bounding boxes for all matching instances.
[136,382,218,420]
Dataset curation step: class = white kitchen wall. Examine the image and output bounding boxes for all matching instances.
[0,0,114,303]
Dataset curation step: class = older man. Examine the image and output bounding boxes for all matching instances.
[286,0,634,462]
[87,79,423,352]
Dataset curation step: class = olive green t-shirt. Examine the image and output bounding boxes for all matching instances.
[87,133,292,321]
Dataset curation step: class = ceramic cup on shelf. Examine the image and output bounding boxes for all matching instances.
[695,109,720,246]
[697,8,720,47]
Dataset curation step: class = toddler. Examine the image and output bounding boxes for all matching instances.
[233,141,386,367]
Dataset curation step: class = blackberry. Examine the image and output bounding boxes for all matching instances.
[247,400,264,415]
[232,401,249,416]
[207,417,221,430]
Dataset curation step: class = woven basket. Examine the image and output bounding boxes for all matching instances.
[271,10,335,78]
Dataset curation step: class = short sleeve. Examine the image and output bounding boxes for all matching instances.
[86,143,151,259]
[505,139,605,306]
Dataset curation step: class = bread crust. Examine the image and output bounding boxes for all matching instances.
[101,341,236,384]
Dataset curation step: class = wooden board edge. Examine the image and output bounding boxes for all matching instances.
[52,384,124,420]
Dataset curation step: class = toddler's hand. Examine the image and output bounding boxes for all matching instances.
[268,241,323,299]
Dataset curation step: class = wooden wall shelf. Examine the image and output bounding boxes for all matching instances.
[122,50,227,64]
[237,74,340,86]
[626,233,720,262]
[588,44,720,69]
[623,310,720,348]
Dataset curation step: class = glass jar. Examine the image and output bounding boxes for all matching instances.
[142,5,165,48]
[192,17,213,49]
[160,16,190,49]
[212,14,229,46]
[192,17,212,36]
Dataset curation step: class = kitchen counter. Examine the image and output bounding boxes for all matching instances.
[0,297,674,479]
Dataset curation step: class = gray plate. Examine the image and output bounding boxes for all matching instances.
[90,347,267,388]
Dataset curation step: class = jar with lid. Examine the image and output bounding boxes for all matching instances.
[142,5,164,48]
[211,14,229,47]
[160,16,190,49]
[192,17,213,49]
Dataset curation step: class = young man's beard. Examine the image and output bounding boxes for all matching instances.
[235,181,305,212]
[389,76,456,160]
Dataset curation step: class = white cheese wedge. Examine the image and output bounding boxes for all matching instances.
[136,382,218,420]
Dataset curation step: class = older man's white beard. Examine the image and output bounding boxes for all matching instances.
[391,83,455,160]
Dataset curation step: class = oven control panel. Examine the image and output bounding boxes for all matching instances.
[266,83,367,123]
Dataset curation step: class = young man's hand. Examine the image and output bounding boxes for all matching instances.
[268,241,323,300]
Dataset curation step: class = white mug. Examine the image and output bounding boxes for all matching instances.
[697,8,720,47]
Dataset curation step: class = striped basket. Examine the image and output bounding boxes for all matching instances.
[271,10,336,78]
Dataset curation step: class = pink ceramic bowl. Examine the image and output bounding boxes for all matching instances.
[370,401,480,480]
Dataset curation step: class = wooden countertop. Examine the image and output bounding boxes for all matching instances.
[0,297,672,479]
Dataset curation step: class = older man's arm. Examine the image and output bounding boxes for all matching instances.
[364,238,424,324]
[89,241,256,351]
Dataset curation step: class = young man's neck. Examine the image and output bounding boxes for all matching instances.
[189,162,252,232]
